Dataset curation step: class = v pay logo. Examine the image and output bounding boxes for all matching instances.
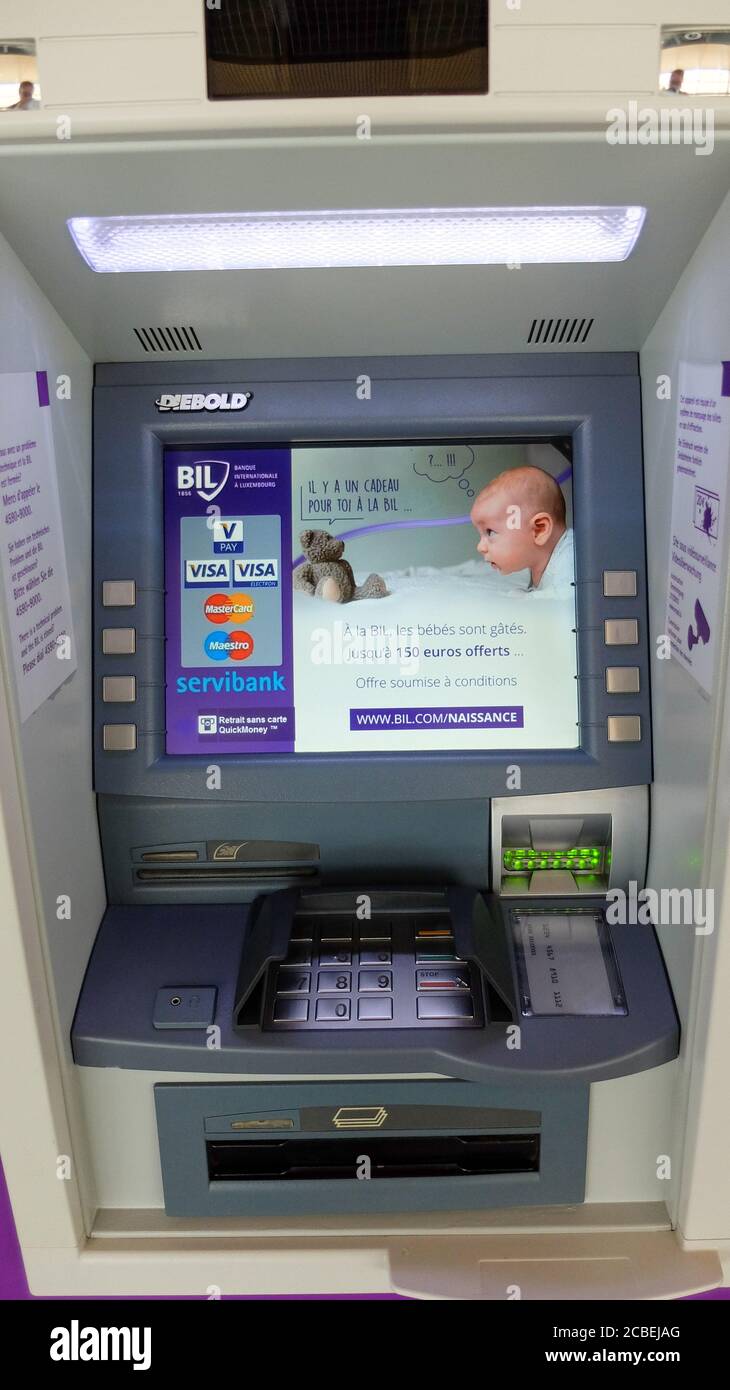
[213,519,244,554]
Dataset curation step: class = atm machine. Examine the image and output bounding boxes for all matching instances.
[1,3,730,1302]
[74,355,677,1232]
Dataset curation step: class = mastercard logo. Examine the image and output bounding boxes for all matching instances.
[204,592,254,624]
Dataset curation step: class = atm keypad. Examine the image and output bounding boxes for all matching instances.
[263,915,483,1030]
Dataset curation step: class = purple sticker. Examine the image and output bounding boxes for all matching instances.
[722,361,730,398]
[35,370,50,407]
[164,448,294,755]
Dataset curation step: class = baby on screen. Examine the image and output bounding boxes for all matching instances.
[470,465,574,594]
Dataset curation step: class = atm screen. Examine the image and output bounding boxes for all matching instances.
[163,442,578,755]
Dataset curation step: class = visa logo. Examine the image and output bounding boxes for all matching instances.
[233,558,279,587]
[185,559,231,586]
[213,519,244,554]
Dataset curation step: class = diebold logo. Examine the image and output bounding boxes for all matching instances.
[177,459,230,501]
[156,391,251,412]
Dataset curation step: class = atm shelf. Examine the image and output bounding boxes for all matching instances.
[71,892,679,1083]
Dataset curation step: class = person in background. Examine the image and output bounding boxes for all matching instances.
[6,80,39,110]
[668,69,684,94]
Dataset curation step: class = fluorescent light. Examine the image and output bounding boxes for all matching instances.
[67,207,646,273]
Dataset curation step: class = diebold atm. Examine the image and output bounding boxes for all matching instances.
[1,2,730,1304]
[73,354,678,1226]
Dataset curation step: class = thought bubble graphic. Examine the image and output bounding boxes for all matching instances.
[412,444,475,483]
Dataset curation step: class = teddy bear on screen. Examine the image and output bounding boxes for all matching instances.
[293,529,388,603]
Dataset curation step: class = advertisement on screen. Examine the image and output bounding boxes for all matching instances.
[163,442,578,755]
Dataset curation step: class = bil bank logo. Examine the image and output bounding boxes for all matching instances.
[177,459,230,502]
[156,391,251,412]
[213,519,244,553]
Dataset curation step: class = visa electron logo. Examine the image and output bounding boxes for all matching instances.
[177,459,230,502]
[156,391,251,412]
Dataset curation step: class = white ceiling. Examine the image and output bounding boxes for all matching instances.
[1,133,729,362]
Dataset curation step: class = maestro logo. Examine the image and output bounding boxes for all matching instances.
[204,630,255,662]
[155,391,252,413]
[177,459,230,502]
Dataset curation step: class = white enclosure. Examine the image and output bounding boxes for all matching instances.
[0,1,729,1299]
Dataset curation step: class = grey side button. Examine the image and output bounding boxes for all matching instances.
[102,579,136,607]
[103,723,137,751]
[606,666,640,694]
[102,675,136,703]
[604,619,639,646]
[603,570,637,597]
[607,715,642,743]
[153,987,217,1029]
[102,627,136,655]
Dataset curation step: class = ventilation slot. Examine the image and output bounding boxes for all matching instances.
[133,325,202,353]
[207,1134,540,1182]
[527,317,594,346]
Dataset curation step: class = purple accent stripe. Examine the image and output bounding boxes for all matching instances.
[35,371,50,407]
[722,362,730,398]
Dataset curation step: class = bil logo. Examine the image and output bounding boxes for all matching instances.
[177,459,230,502]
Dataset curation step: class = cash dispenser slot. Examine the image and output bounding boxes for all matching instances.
[206,1133,541,1181]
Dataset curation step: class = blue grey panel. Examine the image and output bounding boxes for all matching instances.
[93,352,651,810]
[153,987,217,1030]
[71,898,679,1082]
[98,793,490,906]
[154,1078,589,1217]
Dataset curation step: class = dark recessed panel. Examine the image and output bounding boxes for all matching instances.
[205,1,489,100]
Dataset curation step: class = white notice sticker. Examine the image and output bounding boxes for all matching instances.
[0,370,77,720]
[666,361,730,697]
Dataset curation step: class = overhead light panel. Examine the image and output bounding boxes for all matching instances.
[67,206,647,273]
